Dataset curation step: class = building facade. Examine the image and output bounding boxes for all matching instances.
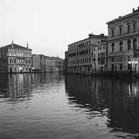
[55,57,64,72]
[45,57,56,72]
[45,56,63,72]
[40,54,46,72]
[32,54,40,72]
[92,39,107,73]
[0,42,32,73]
[107,8,139,73]
[67,33,107,74]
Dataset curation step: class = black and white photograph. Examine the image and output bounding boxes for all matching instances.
[0,0,139,138]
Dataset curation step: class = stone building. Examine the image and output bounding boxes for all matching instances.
[32,54,40,72]
[55,57,64,72]
[92,39,107,73]
[40,54,46,72]
[0,41,32,73]
[45,56,63,72]
[45,57,56,72]
[67,33,107,74]
[107,7,139,73]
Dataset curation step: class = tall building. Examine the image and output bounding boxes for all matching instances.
[67,33,107,74]
[107,7,139,72]
[0,41,32,73]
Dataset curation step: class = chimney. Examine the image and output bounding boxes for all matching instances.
[12,40,14,48]
[133,8,135,12]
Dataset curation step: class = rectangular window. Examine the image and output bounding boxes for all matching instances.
[128,64,132,71]
[14,59,16,63]
[111,29,114,37]
[120,64,122,71]
[112,64,114,71]
[133,22,137,32]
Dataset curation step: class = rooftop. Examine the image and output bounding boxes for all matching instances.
[107,7,139,25]
[1,42,32,50]
[68,33,107,46]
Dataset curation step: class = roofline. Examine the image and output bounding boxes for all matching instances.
[107,8,139,25]
[68,34,107,46]
[2,43,32,50]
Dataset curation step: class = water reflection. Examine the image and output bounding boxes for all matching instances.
[65,75,139,136]
[0,73,63,104]
[0,74,31,101]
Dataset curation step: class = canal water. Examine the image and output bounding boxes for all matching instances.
[0,73,139,139]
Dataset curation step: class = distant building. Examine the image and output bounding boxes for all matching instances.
[45,56,64,72]
[45,57,56,72]
[0,41,32,73]
[107,7,139,72]
[92,39,107,73]
[55,57,64,72]
[32,54,40,72]
[67,33,107,74]
[40,54,46,72]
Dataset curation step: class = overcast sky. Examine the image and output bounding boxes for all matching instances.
[0,0,138,58]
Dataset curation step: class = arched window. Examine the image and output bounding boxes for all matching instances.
[133,22,137,32]
[127,24,131,33]
[119,26,122,35]
[127,39,131,50]
[111,43,115,53]
[119,41,123,52]
[133,38,137,50]
[111,28,114,37]
[10,59,12,63]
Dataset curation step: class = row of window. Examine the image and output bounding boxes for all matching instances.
[111,56,123,62]
[9,59,31,64]
[111,38,138,53]
[98,60,105,65]
[111,21,138,37]
[98,52,105,58]
[111,63,133,71]
[8,51,31,57]
[68,48,91,57]
[9,67,31,72]
[68,41,91,51]
[77,57,91,64]
[94,46,105,51]
[110,56,132,63]
[77,48,91,56]
[68,57,91,65]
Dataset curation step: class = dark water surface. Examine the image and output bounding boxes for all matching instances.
[0,73,139,139]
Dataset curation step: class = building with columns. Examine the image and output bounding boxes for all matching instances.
[0,41,32,73]
[67,33,107,74]
[107,7,139,73]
